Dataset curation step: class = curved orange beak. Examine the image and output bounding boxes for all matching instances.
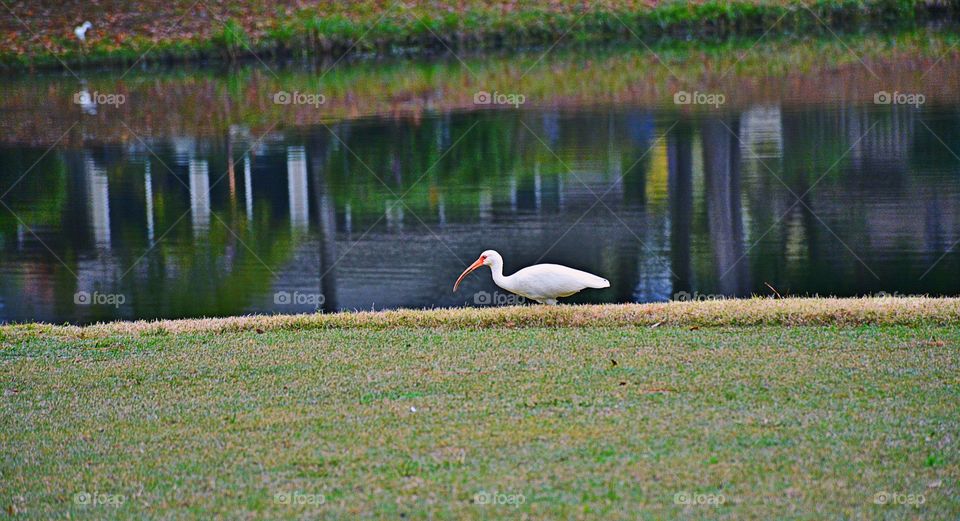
[453,255,486,292]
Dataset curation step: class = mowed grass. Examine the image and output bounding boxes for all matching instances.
[1,300,959,519]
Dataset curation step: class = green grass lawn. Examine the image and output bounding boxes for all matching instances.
[1,300,958,519]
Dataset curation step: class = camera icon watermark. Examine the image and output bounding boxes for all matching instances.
[674,491,726,506]
[74,492,126,507]
[474,90,526,108]
[874,90,925,107]
[74,291,126,308]
[473,490,526,507]
[73,91,125,108]
[273,90,326,108]
[673,90,725,108]
[274,491,326,506]
[273,290,325,307]
[873,491,925,506]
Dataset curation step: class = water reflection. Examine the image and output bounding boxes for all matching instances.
[0,103,958,323]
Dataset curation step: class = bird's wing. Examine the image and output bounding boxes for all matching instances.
[511,264,610,298]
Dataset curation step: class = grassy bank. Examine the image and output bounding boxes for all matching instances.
[1,0,956,70]
[3,297,960,340]
[1,299,958,518]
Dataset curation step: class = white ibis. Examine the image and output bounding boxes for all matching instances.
[74,21,92,42]
[453,250,610,305]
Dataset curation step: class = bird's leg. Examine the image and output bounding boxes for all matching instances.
[544,299,558,305]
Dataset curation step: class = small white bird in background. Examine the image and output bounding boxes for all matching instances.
[74,21,92,42]
[453,250,610,305]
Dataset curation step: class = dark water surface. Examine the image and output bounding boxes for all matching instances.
[1,67,959,323]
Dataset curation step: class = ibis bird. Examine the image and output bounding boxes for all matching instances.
[74,21,92,42]
[453,250,610,305]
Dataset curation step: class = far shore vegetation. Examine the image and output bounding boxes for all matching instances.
[1,0,956,70]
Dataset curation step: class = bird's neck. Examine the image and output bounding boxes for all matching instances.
[489,260,509,290]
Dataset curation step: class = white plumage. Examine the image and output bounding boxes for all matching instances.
[74,21,92,42]
[453,249,609,305]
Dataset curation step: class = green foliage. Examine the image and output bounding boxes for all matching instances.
[266,22,297,46]
[212,18,249,58]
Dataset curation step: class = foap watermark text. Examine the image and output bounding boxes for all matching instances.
[74,291,126,308]
[274,291,325,307]
[874,491,925,506]
[273,90,326,108]
[673,291,728,302]
[473,290,526,306]
[274,491,326,506]
[674,491,726,506]
[74,91,125,108]
[474,91,526,108]
[874,91,925,107]
[674,90,725,108]
[74,492,126,507]
[473,490,526,507]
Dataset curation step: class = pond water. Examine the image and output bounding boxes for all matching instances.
[1,46,959,323]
